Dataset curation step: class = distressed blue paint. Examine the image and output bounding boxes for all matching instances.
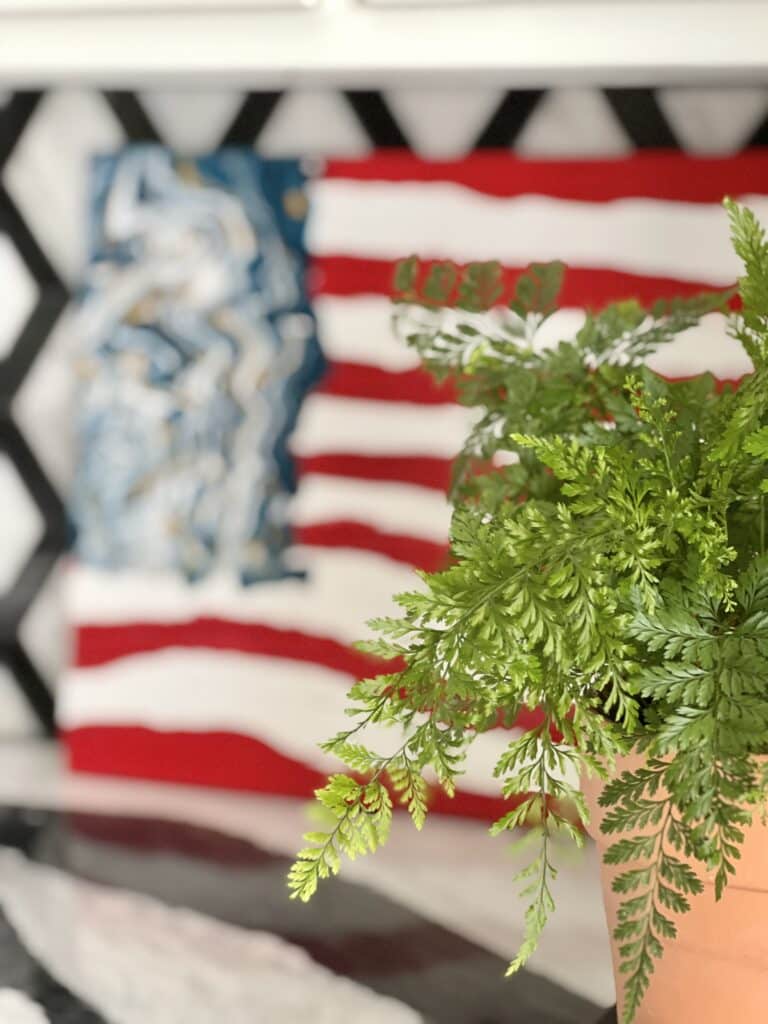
[72,146,323,583]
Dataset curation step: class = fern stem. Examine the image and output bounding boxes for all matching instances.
[341,695,390,741]
[661,443,677,490]
[620,802,672,1024]
[456,576,513,632]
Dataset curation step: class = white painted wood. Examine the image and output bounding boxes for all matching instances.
[0,3,765,86]
[0,1,313,11]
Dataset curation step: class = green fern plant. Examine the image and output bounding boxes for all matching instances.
[289,199,768,1023]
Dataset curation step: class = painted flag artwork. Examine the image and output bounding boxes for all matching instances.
[61,151,768,817]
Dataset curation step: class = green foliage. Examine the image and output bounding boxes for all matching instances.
[289,774,393,901]
[509,260,565,320]
[290,201,768,1023]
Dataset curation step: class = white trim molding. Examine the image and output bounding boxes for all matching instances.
[0,0,314,10]
[0,1,766,86]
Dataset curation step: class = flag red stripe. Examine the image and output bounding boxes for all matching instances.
[65,725,327,794]
[317,361,456,404]
[296,453,452,492]
[72,620,548,735]
[74,618,397,677]
[666,374,744,391]
[313,256,732,309]
[67,811,279,867]
[315,362,743,406]
[324,151,768,203]
[294,522,449,572]
[63,726,516,821]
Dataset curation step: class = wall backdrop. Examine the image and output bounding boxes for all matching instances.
[1,83,768,739]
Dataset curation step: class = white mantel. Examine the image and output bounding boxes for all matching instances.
[0,1,766,87]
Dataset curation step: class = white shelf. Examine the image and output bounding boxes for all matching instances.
[0,1,314,9]
[0,1,765,86]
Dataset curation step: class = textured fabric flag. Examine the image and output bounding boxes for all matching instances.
[61,151,768,818]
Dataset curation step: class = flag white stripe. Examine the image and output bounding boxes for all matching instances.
[290,474,450,542]
[317,299,586,371]
[60,648,555,797]
[308,180,768,285]
[316,295,421,371]
[67,549,420,642]
[292,394,476,458]
[318,297,750,380]
[646,315,752,379]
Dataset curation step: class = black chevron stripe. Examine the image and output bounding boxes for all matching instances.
[0,417,67,732]
[473,90,547,148]
[103,92,161,142]
[0,92,43,172]
[222,92,284,145]
[747,106,768,148]
[603,88,680,149]
[344,91,409,148]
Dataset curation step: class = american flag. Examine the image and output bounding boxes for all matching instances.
[60,151,768,818]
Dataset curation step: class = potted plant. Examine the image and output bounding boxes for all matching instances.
[289,199,768,1024]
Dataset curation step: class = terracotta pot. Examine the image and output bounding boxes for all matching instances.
[581,753,768,1024]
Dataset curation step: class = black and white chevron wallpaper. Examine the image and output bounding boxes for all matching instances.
[1,83,768,737]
